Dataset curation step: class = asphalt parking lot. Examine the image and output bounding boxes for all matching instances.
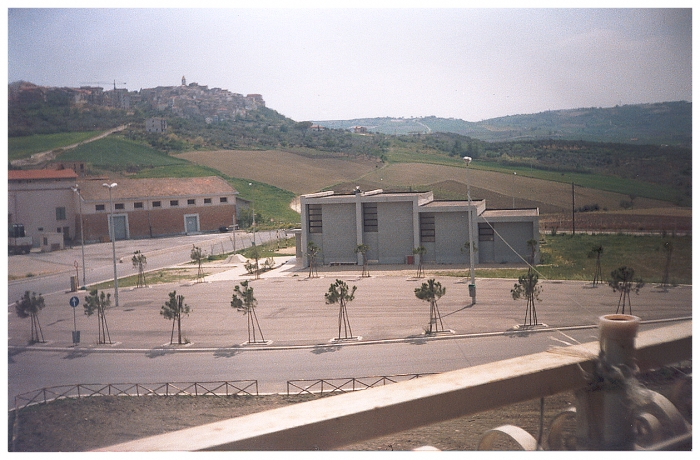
[7,250,693,350]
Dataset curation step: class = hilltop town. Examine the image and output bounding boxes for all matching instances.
[8,77,265,124]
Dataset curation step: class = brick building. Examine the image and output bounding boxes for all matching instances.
[76,176,238,242]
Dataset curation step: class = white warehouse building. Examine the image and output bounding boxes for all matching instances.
[299,189,539,268]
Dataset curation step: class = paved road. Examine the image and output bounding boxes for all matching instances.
[7,229,281,303]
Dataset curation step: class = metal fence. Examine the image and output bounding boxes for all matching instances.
[13,380,259,412]
[286,373,435,396]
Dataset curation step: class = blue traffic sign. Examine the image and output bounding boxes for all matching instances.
[69,296,80,308]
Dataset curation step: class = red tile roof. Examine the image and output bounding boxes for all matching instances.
[8,169,79,181]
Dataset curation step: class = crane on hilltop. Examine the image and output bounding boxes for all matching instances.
[79,80,127,90]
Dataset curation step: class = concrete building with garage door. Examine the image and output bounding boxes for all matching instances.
[299,188,539,268]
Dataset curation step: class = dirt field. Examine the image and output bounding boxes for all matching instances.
[175,149,379,195]
[9,366,690,451]
[175,149,684,217]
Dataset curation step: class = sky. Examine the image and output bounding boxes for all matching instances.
[5,3,693,122]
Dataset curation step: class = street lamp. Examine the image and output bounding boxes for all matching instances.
[249,182,256,246]
[71,184,86,288]
[463,157,476,304]
[102,182,119,307]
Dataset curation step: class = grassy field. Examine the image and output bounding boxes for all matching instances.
[8,131,102,160]
[439,233,692,285]
[59,136,189,170]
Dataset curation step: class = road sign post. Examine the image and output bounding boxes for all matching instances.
[69,296,80,345]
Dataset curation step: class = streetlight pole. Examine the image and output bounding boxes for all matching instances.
[102,182,119,307]
[249,182,256,246]
[463,157,476,305]
[71,184,86,288]
[513,171,517,209]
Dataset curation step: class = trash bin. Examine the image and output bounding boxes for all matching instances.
[72,330,80,344]
[469,284,476,298]
[70,275,78,292]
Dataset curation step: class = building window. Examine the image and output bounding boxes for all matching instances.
[96,204,105,212]
[152,201,161,208]
[220,197,228,203]
[308,204,322,233]
[170,200,179,207]
[204,198,212,204]
[420,213,435,242]
[134,202,144,209]
[55,207,66,220]
[479,223,494,241]
[363,203,378,232]
[115,203,125,210]
[188,199,196,205]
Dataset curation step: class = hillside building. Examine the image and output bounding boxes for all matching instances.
[299,189,539,268]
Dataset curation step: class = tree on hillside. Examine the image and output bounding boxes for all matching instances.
[355,244,370,277]
[608,266,644,315]
[190,245,205,282]
[413,246,427,278]
[161,290,191,345]
[84,289,112,344]
[132,250,147,288]
[511,270,542,326]
[415,278,447,334]
[306,242,320,278]
[325,279,357,340]
[588,245,604,285]
[231,280,265,344]
[295,121,313,140]
[15,291,45,343]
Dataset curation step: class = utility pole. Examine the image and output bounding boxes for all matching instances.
[571,182,575,236]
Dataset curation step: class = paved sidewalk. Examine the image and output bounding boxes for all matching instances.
[7,255,693,351]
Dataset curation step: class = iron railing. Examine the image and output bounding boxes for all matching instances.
[14,380,259,412]
[286,373,435,395]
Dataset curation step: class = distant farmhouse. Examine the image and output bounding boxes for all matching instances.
[8,170,238,249]
[145,117,167,133]
[300,189,539,267]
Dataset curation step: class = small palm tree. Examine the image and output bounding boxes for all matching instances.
[161,290,191,344]
[415,278,447,334]
[231,280,265,343]
[511,270,542,326]
[355,244,370,277]
[190,245,205,282]
[307,242,320,278]
[15,291,45,343]
[132,250,147,287]
[608,266,644,314]
[84,289,112,344]
[325,279,356,340]
[413,246,427,278]
[588,245,604,285]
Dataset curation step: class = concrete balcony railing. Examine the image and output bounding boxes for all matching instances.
[97,318,691,451]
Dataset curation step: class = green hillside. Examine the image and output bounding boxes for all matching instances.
[315,101,692,146]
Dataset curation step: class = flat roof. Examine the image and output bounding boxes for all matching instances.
[482,208,539,218]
